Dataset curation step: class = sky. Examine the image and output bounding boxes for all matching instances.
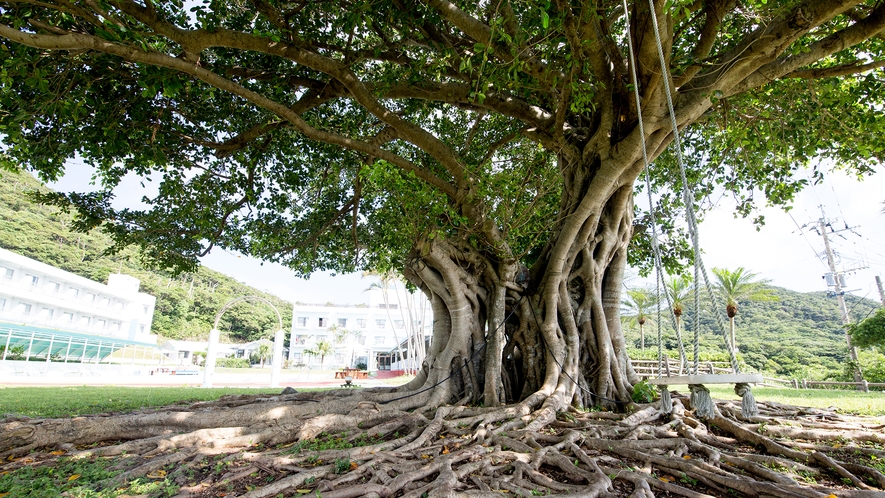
[43,163,885,306]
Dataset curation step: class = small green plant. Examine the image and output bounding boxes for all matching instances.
[796,470,817,484]
[678,473,698,486]
[631,380,657,403]
[334,458,352,474]
[0,456,180,497]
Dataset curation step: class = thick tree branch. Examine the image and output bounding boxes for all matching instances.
[0,24,460,200]
[786,58,885,79]
[730,1,885,94]
[682,0,861,97]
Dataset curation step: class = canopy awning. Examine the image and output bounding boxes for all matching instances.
[0,322,160,362]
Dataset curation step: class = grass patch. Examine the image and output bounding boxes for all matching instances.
[0,386,326,418]
[703,385,885,416]
[281,431,386,454]
[0,455,179,497]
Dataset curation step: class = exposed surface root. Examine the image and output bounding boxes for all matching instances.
[1,390,884,497]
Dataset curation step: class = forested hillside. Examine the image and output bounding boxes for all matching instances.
[0,170,292,343]
[624,283,884,382]
[3,168,881,380]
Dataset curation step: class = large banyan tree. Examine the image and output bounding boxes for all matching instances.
[2,2,885,496]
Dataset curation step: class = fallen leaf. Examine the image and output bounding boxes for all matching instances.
[146,469,167,479]
[826,495,837,498]
[68,474,81,481]
[50,450,66,456]
[442,446,450,454]
[296,490,312,494]
[0,493,9,497]
[421,454,431,459]
[682,455,691,459]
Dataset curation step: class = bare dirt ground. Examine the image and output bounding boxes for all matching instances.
[2,386,885,497]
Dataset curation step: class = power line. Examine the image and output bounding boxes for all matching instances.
[788,211,828,270]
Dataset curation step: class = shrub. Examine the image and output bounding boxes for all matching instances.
[216,357,251,368]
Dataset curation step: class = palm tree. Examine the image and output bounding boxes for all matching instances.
[666,274,692,374]
[711,267,776,354]
[330,324,362,368]
[304,340,334,368]
[622,288,656,351]
[255,342,272,368]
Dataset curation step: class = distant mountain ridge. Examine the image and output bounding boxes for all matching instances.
[2,168,881,379]
[0,169,292,343]
[624,279,882,380]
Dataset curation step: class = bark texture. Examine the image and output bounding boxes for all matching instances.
[2,389,883,497]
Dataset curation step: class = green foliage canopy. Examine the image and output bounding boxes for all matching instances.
[847,308,885,351]
[0,170,292,343]
[0,1,882,279]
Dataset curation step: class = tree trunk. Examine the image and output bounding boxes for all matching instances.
[395,156,642,412]
[730,316,737,354]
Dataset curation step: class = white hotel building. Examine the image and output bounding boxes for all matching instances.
[288,285,432,372]
[0,247,158,363]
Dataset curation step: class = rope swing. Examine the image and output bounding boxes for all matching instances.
[622,0,762,419]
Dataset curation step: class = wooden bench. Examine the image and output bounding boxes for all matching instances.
[335,370,368,379]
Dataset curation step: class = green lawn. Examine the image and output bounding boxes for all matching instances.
[1,384,883,419]
[702,385,885,416]
[0,386,302,418]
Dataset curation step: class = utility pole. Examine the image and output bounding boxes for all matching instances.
[876,276,885,307]
[817,212,863,383]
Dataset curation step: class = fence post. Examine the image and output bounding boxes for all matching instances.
[861,380,869,393]
[792,379,799,389]
[801,379,807,389]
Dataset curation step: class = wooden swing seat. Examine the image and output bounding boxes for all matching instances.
[648,373,763,386]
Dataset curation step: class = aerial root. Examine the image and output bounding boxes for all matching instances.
[2,390,884,497]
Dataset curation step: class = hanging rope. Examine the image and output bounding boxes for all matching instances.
[639,0,756,418]
[620,0,676,413]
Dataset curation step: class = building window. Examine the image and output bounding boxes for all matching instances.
[394,320,404,329]
[85,292,94,302]
[374,336,385,345]
[143,305,149,314]
[0,297,5,310]
[115,301,124,310]
[21,303,32,316]
[295,335,308,345]
[337,318,347,327]
[27,274,39,288]
[297,317,308,327]
[315,335,327,342]
[318,317,327,327]
[40,308,54,320]
[1,268,12,279]
[356,319,367,328]
[62,312,74,323]
[292,353,302,363]
[358,336,366,345]
[139,325,146,334]
[101,298,110,307]
[50,282,60,293]
[375,319,386,329]
[96,319,106,330]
